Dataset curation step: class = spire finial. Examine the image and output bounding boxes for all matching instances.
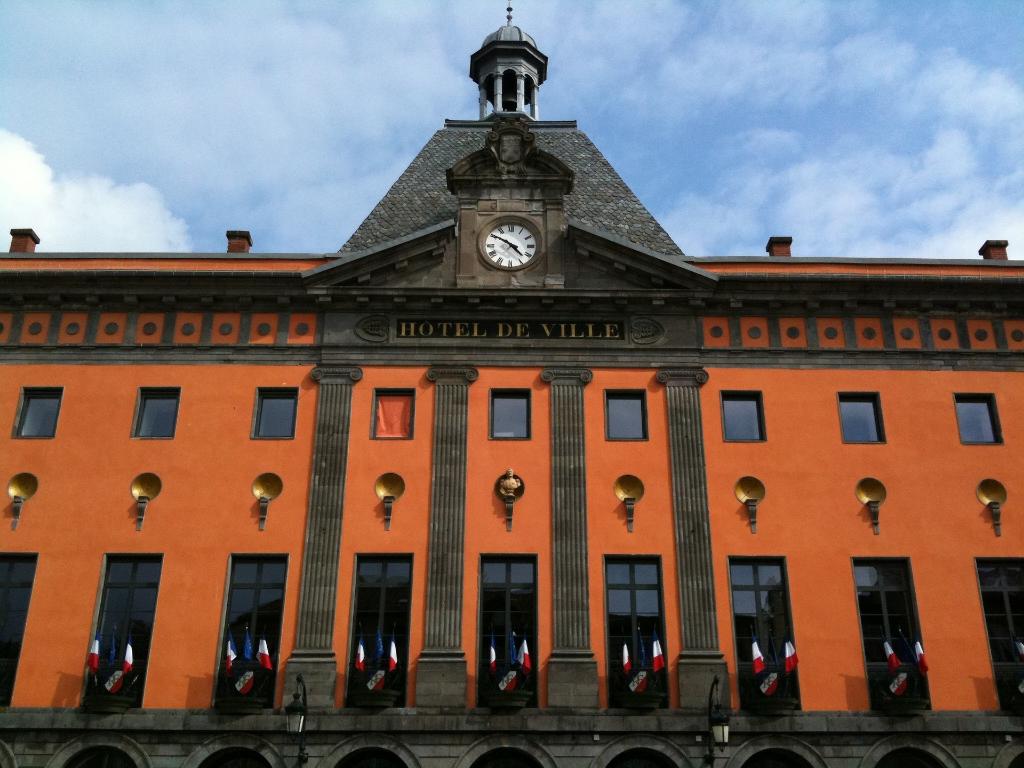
[506,3,513,25]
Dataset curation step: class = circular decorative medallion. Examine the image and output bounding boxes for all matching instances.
[355,315,389,343]
[630,317,665,345]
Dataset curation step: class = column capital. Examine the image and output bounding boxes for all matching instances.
[541,367,593,384]
[311,366,362,383]
[427,366,478,384]
[656,367,708,387]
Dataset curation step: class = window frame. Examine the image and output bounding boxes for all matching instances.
[954,393,1002,445]
[131,387,181,439]
[851,558,928,707]
[13,387,63,439]
[837,392,886,444]
[604,390,649,441]
[346,554,414,707]
[215,555,288,706]
[90,555,163,708]
[728,556,800,709]
[371,389,415,440]
[489,389,531,441]
[0,555,37,706]
[603,555,668,707]
[476,555,538,706]
[975,558,1024,710]
[720,391,766,442]
[251,388,298,440]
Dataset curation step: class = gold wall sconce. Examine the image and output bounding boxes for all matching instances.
[613,475,644,533]
[855,477,887,535]
[130,473,162,531]
[252,473,284,531]
[375,473,406,531]
[7,473,38,530]
[734,476,766,534]
[977,479,1007,537]
[495,469,525,531]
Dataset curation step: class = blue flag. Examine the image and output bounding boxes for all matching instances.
[375,629,385,665]
[243,629,254,661]
[638,630,648,669]
[508,630,518,672]
[107,629,118,665]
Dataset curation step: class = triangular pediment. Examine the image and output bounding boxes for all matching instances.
[565,222,718,290]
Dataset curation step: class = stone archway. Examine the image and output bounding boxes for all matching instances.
[452,736,556,768]
[875,750,944,768]
[337,750,408,768]
[469,749,542,768]
[591,736,693,768]
[725,736,828,768]
[858,736,959,768]
[181,736,285,768]
[198,750,272,768]
[46,737,151,768]
[739,751,813,768]
[320,736,420,768]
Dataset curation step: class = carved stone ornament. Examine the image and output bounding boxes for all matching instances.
[630,317,665,345]
[355,315,389,343]
[487,119,538,176]
[540,368,593,384]
[426,366,479,383]
[311,366,363,383]
[495,468,525,532]
[655,368,709,387]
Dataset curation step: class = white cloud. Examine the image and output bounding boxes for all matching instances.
[0,130,189,251]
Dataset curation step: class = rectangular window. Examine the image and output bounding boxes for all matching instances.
[955,394,1002,444]
[839,393,885,443]
[605,391,648,440]
[605,558,667,707]
[373,390,414,439]
[133,388,180,438]
[721,392,765,441]
[87,557,162,708]
[216,557,287,707]
[253,389,298,439]
[977,559,1024,710]
[347,556,412,707]
[15,388,62,438]
[478,557,536,706]
[0,556,37,706]
[729,558,799,710]
[853,560,928,708]
[490,390,530,439]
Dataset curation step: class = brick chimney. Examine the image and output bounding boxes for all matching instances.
[765,236,793,257]
[978,239,1008,260]
[9,228,40,253]
[226,230,252,253]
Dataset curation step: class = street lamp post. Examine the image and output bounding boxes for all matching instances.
[284,673,309,765]
[706,675,730,765]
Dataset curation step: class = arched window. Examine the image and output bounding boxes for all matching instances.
[66,749,136,768]
[199,749,271,768]
[337,749,407,768]
[469,748,541,768]
[608,749,675,768]
[741,750,813,768]
[1008,754,1024,768]
[876,749,943,768]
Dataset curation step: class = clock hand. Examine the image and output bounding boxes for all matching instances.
[494,236,524,256]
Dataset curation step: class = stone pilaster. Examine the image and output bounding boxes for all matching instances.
[541,367,599,708]
[656,367,728,710]
[286,365,362,709]
[415,366,477,708]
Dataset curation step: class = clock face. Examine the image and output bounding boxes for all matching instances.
[483,222,539,270]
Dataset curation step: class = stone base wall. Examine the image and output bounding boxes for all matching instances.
[3,710,1023,768]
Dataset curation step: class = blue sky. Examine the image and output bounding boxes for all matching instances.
[1,0,1022,258]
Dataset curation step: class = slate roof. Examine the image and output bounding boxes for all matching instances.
[340,121,683,257]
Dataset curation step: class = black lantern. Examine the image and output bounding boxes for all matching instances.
[706,675,730,765]
[284,674,309,764]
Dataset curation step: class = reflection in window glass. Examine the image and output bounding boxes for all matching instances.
[0,556,36,705]
[478,558,536,705]
[491,391,530,439]
[606,392,647,440]
[254,390,297,438]
[605,558,666,706]
[722,393,764,441]
[955,395,1001,443]
[135,389,179,438]
[839,394,883,442]
[348,557,411,706]
[17,388,62,437]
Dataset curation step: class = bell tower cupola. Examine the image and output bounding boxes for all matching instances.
[469,4,547,120]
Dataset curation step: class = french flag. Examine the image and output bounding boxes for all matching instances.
[123,635,134,673]
[489,634,497,674]
[913,639,928,675]
[388,635,399,672]
[784,638,799,673]
[651,630,665,672]
[517,637,531,674]
[87,635,100,674]
[354,636,366,671]
[622,643,632,673]
[257,637,273,670]
[751,637,766,675]
[884,640,900,673]
[224,634,237,677]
